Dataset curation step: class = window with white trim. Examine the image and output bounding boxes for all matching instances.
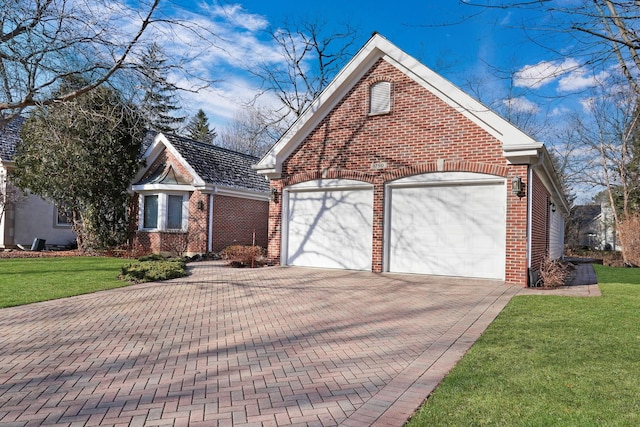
[369,81,391,115]
[143,195,158,229]
[140,193,188,231]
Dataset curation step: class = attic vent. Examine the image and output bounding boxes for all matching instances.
[369,81,391,115]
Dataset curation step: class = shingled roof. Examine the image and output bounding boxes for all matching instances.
[160,133,269,193]
[0,116,25,162]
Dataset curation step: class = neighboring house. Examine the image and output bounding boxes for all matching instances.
[0,117,76,249]
[254,34,569,287]
[131,132,270,256]
[566,204,618,250]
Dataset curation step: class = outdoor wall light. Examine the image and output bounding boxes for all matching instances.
[197,200,204,211]
[270,188,279,203]
[511,176,525,198]
[550,201,557,213]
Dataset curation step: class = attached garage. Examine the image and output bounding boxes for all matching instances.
[385,173,506,280]
[255,34,570,287]
[283,179,373,270]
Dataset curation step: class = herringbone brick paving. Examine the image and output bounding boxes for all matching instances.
[0,262,519,426]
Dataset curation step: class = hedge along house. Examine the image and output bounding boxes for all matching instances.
[254,34,568,287]
[131,132,269,256]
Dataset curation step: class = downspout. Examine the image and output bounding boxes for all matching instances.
[207,190,214,253]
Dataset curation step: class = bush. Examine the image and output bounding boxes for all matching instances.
[537,255,572,289]
[220,245,266,268]
[120,256,187,283]
[618,213,640,267]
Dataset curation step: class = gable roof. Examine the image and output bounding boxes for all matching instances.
[0,116,25,163]
[255,33,543,178]
[135,132,269,195]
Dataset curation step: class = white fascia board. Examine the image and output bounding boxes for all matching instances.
[132,183,196,192]
[132,134,164,183]
[199,184,269,201]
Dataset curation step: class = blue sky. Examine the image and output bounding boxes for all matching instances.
[147,0,602,141]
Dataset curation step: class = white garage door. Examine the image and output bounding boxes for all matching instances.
[284,179,373,270]
[386,173,506,280]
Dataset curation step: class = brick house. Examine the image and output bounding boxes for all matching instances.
[131,132,269,256]
[254,34,568,287]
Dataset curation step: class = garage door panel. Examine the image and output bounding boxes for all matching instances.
[388,182,505,279]
[286,188,373,270]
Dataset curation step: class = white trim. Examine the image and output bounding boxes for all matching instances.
[138,191,189,232]
[387,172,505,188]
[207,194,213,253]
[202,185,270,201]
[133,183,196,192]
[287,179,373,192]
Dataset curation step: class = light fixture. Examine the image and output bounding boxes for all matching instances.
[269,187,279,203]
[197,200,204,211]
[511,176,525,198]
[550,202,556,213]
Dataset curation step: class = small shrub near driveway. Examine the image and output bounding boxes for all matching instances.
[220,245,266,267]
[120,256,188,283]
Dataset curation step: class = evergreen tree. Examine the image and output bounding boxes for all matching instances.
[185,109,216,143]
[139,43,185,133]
[14,79,144,251]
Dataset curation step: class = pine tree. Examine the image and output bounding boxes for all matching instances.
[185,109,216,143]
[139,43,185,133]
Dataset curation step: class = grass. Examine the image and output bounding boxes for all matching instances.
[407,264,640,426]
[0,257,131,308]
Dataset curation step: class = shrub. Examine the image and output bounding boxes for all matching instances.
[120,257,187,283]
[220,245,266,268]
[538,255,572,289]
[618,213,640,267]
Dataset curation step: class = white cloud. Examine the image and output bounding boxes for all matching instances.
[558,69,609,92]
[514,58,610,92]
[513,58,580,89]
[502,96,539,114]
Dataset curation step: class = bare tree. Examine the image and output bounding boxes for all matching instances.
[248,19,360,132]
[568,82,640,262]
[217,107,274,157]
[0,0,163,125]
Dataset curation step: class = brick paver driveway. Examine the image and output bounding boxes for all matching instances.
[0,262,518,426]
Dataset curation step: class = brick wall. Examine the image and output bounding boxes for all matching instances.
[530,171,551,272]
[267,58,533,286]
[505,165,529,286]
[212,195,268,252]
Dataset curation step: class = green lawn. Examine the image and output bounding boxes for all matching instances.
[407,265,640,426]
[0,257,130,308]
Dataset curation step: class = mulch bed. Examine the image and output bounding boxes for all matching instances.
[0,250,84,259]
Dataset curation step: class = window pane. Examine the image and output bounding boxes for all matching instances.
[56,206,73,226]
[167,195,183,229]
[143,195,158,229]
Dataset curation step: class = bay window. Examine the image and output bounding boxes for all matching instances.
[140,193,188,231]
